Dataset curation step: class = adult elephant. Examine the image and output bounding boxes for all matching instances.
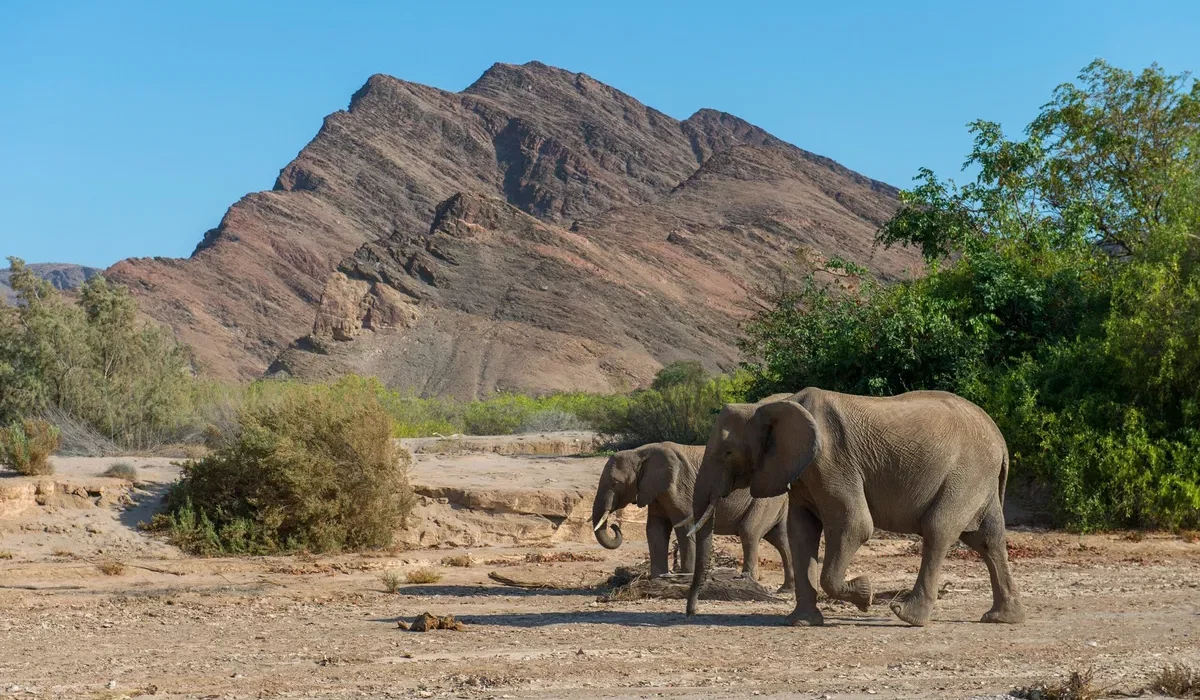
[591,440,794,591]
[686,388,1025,627]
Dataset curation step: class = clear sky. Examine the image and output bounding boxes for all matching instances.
[3,1,1198,268]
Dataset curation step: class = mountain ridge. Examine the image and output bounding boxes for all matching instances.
[105,61,920,391]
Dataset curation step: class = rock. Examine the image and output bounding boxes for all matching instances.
[409,612,441,632]
[406,612,464,632]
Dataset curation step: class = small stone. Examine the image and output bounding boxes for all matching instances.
[106,680,118,689]
[6,686,20,693]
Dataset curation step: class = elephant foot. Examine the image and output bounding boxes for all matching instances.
[980,601,1026,624]
[776,583,796,595]
[889,593,934,627]
[786,607,824,627]
[848,575,873,612]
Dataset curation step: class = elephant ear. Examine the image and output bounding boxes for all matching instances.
[635,446,675,508]
[748,401,821,498]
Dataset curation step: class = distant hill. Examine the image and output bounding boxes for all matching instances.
[107,61,921,396]
[0,263,101,303]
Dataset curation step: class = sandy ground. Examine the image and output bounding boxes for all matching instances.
[1,447,1198,699]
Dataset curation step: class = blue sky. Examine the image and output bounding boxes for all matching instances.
[2,1,1198,268]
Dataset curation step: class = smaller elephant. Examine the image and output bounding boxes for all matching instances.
[591,441,794,591]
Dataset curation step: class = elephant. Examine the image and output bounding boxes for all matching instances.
[591,440,795,591]
[685,387,1026,627]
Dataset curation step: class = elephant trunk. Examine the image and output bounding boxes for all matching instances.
[592,489,623,549]
[686,507,714,616]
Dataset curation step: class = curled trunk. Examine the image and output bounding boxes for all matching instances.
[592,489,623,549]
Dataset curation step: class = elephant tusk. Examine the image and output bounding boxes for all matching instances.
[675,513,695,530]
[685,501,716,538]
[593,512,610,533]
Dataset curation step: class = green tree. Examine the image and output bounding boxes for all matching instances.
[744,61,1200,529]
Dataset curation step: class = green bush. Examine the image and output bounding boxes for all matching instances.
[154,378,416,554]
[0,418,61,475]
[589,371,752,446]
[742,60,1200,530]
[651,360,708,390]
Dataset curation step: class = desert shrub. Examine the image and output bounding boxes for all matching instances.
[0,418,60,475]
[1150,664,1199,697]
[462,393,538,435]
[102,461,138,481]
[380,570,403,593]
[440,554,473,567]
[650,360,708,390]
[742,60,1200,530]
[404,567,442,584]
[96,560,126,576]
[154,378,416,554]
[590,372,752,446]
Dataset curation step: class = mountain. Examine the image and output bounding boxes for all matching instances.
[107,61,921,393]
[1,263,101,304]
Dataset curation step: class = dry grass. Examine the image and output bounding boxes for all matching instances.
[0,550,12,560]
[101,461,138,481]
[379,570,403,594]
[1012,669,1099,700]
[524,551,603,564]
[440,554,473,567]
[1150,664,1199,697]
[97,560,126,576]
[51,548,76,559]
[404,567,443,584]
[1119,530,1146,542]
[1178,530,1199,544]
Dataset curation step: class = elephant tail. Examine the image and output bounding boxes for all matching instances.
[998,446,1009,506]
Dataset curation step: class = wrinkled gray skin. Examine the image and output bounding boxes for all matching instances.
[686,388,1025,627]
[592,441,794,591]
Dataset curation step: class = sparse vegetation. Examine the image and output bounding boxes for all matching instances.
[153,378,416,555]
[51,548,75,558]
[0,550,12,560]
[441,554,473,567]
[0,418,60,475]
[379,570,403,593]
[97,560,126,576]
[404,567,443,584]
[1011,669,1098,700]
[102,461,138,482]
[1150,664,1200,697]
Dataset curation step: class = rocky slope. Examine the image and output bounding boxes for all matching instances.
[108,61,920,391]
[0,263,100,303]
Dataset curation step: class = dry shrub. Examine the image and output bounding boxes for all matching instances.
[0,418,60,475]
[51,548,75,558]
[154,379,416,554]
[1178,530,1199,544]
[404,567,442,584]
[102,461,138,481]
[1150,664,1200,697]
[42,405,120,457]
[0,550,12,560]
[1012,669,1099,700]
[379,570,402,593]
[524,551,604,564]
[1120,530,1146,542]
[441,554,473,567]
[97,560,125,576]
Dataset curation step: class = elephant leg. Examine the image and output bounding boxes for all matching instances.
[738,531,762,582]
[786,502,823,626]
[763,519,795,594]
[646,513,672,577]
[819,505,873,613]
[960,498,1026,624]
[890,503,959,626]
[674,525,696,574]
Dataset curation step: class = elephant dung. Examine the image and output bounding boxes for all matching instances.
[405,612,465,632]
